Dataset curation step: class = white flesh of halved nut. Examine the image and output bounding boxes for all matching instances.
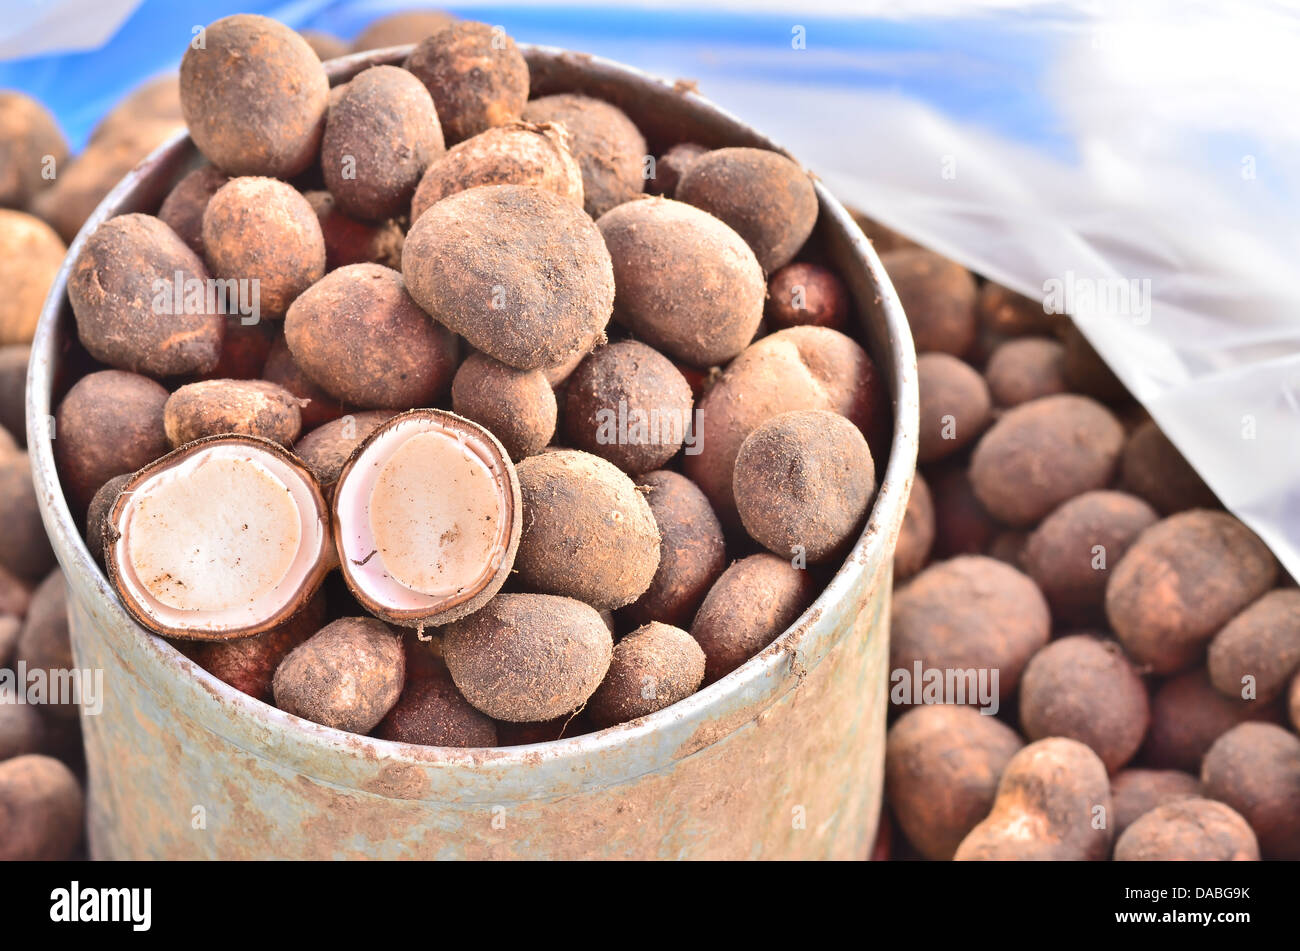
[106,438,330,639]
[333,411,519,625]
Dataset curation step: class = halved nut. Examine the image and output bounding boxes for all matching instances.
[104,435,332,641]
[333,409,521,628]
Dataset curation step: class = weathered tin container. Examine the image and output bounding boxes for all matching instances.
[28,46,918,859]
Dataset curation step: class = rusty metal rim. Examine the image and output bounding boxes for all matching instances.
[28,44,918,786]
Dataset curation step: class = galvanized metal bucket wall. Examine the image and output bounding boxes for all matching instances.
[28,46,918,859]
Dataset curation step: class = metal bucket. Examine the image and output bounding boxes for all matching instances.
[28,46,918,860]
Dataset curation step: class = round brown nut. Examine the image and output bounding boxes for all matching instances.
[0,755,84,861]
[885,704,1024,861]
[322,65,444,220]
[164,378,302,448]
[285,262,457,408]
[410,121,583,222]
[1114,798,1259,861]
[272,617,405,734]
[292,410,397,491]
[442,593,613,722]
[734,410,875,563]
[587,622,706,728]
[620,470,727,629]
[1208,589,1300,704]
[304,190,404,272]
[562,340,694,474]
[676,147,818,273]
[514,450,660,610]
[157,164,229,258]
[69,213,225,376]
[202,177,326,319]
[1022,490,1158,624]
[1018,635,1149,773]
[404,21,529,143]
[84,473,132,563]
[889,555,1050,705]
[894,471,935,581]
[0,92,68,209]
[647,142,707,198]
[1120,418,1217,514]
[690,552,817,683]
[984,337,1067,407]
[53,370,170,514]
[916,352,991,463]
[597,197,765,367]
[0,454,56,582]
[375,660,499,747]
[1110,769,1201,839]
[1201,722,1300,860]
[352,10,456,51]
[765,262,850,331]
[1143,667,1278,771]
[954,737,1113,861]
[521,93,646,218]
[183,591,326,702]
[1106,510,1277,674]
[452,351,556,461]
[0,210,64,347]
[403,184,614,370]
[685,325,884,525]
[969,394,1124,527]
[261,334,349,430]
[880,248,977,356]
[180,14,328,178]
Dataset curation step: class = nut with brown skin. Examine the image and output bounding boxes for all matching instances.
[893,471,935,581]
[285,263,457,409]
[690,552,817,683]
[1110,769,1201,839]
[442,593,613,722]
[293,410,396,491]
[322,65,444,220]
[521,93,646,218]
[734,410,875,564]
[984,336,1067,407]
[587,622,706,728]
[404,184,614,370]
[1120,418,1218,515]
[452,352,556,461]
[598,197,765,368]
[1207,589,1300,704]
[1201,722,1300,860]
[954,737,1113,861]
[202,177,326,319]
[376,658,499,747]
[0,210,65,347]
[686,326,883,528]
[69,213,225,377]
[404,21,529,144]
[765,262,850,331]
[916,352,991,463]
[562,340,694,474]
[1142,668,1279,771]
[333,410,521,628]
[304,190,404,271]
[885,704,1024,861]
[514,450,660,610]
[272,616,405,734]
[620,470,727,629]
[1022,490,1158,625]
[410,121,583,222]
[0,755,84,861]
[54,369,170,516]
[157,164,229,258]
[1114,797,1259,861]
[676,147,818,273]
[1018,635,1149,773]
[647,142,707,198]
[261,334,349,430]
[970,394,1124,527]
[180,15,329,179]
[0,453,56,582]
[164,378,302,448]
[0,92,68,209]
[890,555,1050,706]
[1107,510,1277,674]
[880,248,977,357]
[104,435,333,641]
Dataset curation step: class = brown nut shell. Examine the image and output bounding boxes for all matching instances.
[164,378,302,447]
[587,622,706,728]
[404,21,529,143]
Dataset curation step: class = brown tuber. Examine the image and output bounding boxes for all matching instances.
[1120,418,1218,514]
[157,164,229,257]
[916,352,991,463]
[521,94,646,218]
[164,378,302,448]
[765,262,850,331]
[1142,668,1278,771]
[404,21,529,143]
[587,622,706,728]
[0,755,84,861]
[1200,722,1300,860]
[984,337,1067,407]
[880,248,977,356]
[292,410,396,491]
[647,142,706,198]
[1207,589,1300,704]
[375,659,499,747]
[1114,798,1259,861]
[1110,769,1201,840]
[0,92,68,210]
[0,210,65,346]
[452,352,556,461]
